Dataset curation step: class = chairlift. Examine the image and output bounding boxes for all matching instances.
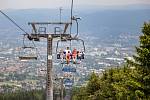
[56,37,85,53]
[18,47,38,61]
[18,35,38,61]
[61,60,80,64]
[63,73,73,78]
[62,66,76,73]
[64,78,74,86]
[56,37,85,64]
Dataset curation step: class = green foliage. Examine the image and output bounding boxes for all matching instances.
[72,67,147,100]
[0,90,46,100]
[127,22,150,97]
[128,22,150,69]
[0,87,65,100]
[72,22,150,100]
[86,73,101,95]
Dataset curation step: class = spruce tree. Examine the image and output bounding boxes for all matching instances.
[127,22,150,69]
[124,21,150,98]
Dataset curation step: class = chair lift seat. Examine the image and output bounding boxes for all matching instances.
[19,56,38,61]
[61,60,80,64]
[62,67,76,72]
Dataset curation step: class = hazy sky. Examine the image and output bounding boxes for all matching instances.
[0,0,150,9]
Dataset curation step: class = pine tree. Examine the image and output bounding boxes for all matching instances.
[86,73,101,95]
[126,22,150,97]
[127,22,150,70]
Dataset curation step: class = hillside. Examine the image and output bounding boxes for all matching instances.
[0,8,150,39]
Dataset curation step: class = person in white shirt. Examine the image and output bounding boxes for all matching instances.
[65,47,72,64]
[65,47,72,55]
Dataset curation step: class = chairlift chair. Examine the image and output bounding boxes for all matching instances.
[56,37,85,53]
[56,37,85,64]
[18,35,38,61]
[62,66,76,73]
[18,46,38,61]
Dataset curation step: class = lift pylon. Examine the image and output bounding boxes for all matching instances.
[27,30,71,100]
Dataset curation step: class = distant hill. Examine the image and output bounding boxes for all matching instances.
[79,9,150,37]
[0,7,150,39]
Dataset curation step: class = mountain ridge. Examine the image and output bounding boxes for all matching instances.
[0,8,150,40]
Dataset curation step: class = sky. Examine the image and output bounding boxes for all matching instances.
[0,0,150,9]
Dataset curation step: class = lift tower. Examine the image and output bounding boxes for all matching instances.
[0,1,76,100]
[27,22,72,100]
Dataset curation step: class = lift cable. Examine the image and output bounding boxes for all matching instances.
[69,0,74,50]
[70,0,74,24]
[0,10,29,35]
[0,10,43,61]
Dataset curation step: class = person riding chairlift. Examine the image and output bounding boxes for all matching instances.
[77,51,82,63]
[72,48,77,64]
[60,49,64,62]
[65,47,71,64]
[65,47,72,55]
[81,51,85,59]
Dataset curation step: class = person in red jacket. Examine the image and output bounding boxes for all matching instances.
[65,47,71,64]
[72,48,77,63]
